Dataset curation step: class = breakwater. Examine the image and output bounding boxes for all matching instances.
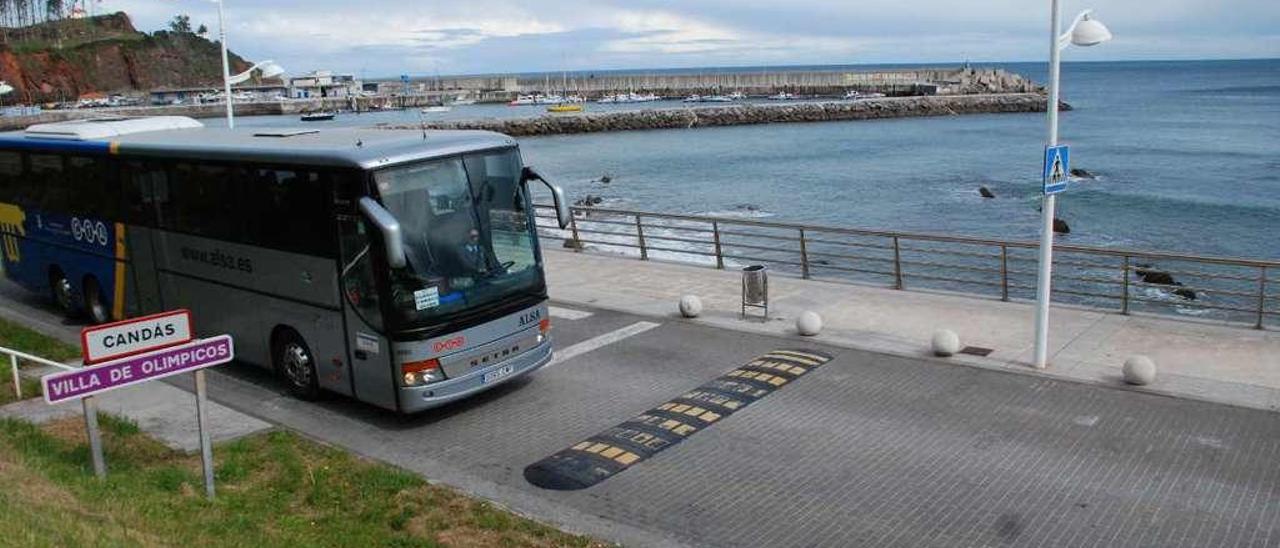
[383,93,1060,137]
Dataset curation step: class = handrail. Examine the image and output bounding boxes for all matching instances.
[535,204,1280,268]
[0,345,78,400]
[534,203,1277,329]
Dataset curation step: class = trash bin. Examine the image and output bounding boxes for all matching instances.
[741,265,768,319]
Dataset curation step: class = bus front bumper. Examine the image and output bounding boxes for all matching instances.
[396,338,552,413]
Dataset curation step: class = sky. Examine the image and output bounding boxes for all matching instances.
[107,0,1278,78]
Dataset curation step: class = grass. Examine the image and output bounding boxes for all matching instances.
[0,316,81,405]
[0,418,606,547]
[0,320,602,546]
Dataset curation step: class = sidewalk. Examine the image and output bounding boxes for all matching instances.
[544,249,1280,412]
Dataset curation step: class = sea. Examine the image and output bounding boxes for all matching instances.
[227,59,1280,260]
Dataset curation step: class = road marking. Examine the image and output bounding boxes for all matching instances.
[549,306,593,320]
[525,348,835,490]
[548,321,660,366]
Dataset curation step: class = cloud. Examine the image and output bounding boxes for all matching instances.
[102,0,1279,76]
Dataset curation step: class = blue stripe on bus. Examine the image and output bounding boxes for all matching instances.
[0,137,112,154]
[0,203,120,316]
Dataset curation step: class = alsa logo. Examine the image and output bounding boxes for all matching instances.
[519,309,542,326]
[432,336,465,354]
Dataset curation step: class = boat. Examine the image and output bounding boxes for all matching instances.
[683,94,703,103]
[597,92,661,103]
[844,90,886,100]
[448,98,476,106]
[509,94,565,106]
[421,105,452,113]
[547,104,583,113]
[300,111,335,122]
[767,92,798,101]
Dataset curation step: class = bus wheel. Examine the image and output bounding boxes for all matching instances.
[274,332,320,400]
[49,269,75,317]
[82,278,111,325]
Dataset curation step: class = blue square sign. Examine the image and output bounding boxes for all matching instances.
[1043,145,1070,195]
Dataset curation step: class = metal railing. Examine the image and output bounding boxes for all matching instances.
[1,345,76,399]
[535,204,1279,329]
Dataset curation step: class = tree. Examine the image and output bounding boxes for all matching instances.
[44,0,62,20]
[196,23,207,36]
[168,14,192,33]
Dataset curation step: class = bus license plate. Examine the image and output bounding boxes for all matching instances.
[483,364,515,384]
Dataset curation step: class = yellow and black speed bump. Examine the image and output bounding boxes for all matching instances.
[524,349,833,490]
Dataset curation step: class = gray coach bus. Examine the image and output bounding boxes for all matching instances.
[0,117,572,413]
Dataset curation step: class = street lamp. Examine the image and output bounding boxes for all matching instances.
[207,0,234,128]
[228,60,285,86]
[1033,4,1111,369]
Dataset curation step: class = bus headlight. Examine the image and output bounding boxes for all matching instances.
[401,358,444,386]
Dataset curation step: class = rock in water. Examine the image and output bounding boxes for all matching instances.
[1173,288,1198,300]
[1138,269,1178,286]
[1053,218,1071,234]
[978,186,995,199]
[1070,168,1096,179]
[599,174,612,183]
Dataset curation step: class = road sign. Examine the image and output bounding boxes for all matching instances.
[1043,145,1070,195]
[80,309,192,365]
[42,335,234,405]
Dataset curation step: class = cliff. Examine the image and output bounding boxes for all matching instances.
[0,12,254,103]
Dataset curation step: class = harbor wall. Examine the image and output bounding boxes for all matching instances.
[383,93,1060,137]
[396,67,1041,100]
[0,95,437,131]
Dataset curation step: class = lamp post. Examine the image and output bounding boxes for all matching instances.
[228,60,285,86]
[213,0,233,128]
[1033,3,1112,369]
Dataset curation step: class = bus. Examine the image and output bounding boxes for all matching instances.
[0,116,572,413]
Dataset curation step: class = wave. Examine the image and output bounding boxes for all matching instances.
[695,208,776,219]
[1182,85,1280,95]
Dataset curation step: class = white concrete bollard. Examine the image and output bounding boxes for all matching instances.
[1122,355,1157,386]
[678,295,703,318]
[796,311,823,336]
[931,329,961,357]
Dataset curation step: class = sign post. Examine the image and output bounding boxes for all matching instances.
[50,311,232,498]
[82,396,106,478]
[194,369,215,498]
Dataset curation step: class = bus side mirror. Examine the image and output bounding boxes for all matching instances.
[522,166,571,229]
[358,197,408,269]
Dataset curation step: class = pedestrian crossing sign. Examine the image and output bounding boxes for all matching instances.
[1043,145,1070,195]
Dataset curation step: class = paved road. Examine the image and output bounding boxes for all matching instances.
[3,283,1279,547]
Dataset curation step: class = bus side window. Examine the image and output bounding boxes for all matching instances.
[0,151,22,204]
[66,156,119,220]
[28,154,66,212]
[165,163,239,240]
[244,168,332,257]
[121,161,165,227]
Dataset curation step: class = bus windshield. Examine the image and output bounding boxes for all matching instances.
[374,148,542,330]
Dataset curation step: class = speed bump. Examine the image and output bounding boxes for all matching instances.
[524,349,833,490]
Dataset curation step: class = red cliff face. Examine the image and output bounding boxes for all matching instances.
[0,12,252,103]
